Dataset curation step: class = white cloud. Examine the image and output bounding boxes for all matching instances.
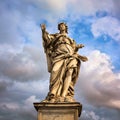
[0,96,38,120]
[76,50,120,109]
[91,16,120,42]
[0,45,48,81]
[0,102,19,110]
[25,0,68,13]
[24,95,39,107]
[111,1,120,18]
[68,0,113,16]
[0,2,24,47]
[80,110,102,120]
[26,0,113,16]
[109,100,120,109]
[22,0,115,24]
[12,80,49,98]
[20,19,42,46]
[0,1,120,120]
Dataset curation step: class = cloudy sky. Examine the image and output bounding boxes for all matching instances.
[0,0,120,120]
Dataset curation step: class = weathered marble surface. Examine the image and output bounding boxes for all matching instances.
[34,102,82,120]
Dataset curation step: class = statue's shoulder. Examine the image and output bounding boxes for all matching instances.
[50,33,59,37]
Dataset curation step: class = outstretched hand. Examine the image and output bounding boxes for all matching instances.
[77,44,84,48]
[40,24,46,31]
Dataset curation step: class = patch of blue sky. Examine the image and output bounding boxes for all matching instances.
[37,19,51,29]
[95,107,120,120]
[95,35,119,54]
[24,3,38,13]
[24,36,33,44]
[93,35,120,71]
[71,15,120,72]
[3,0,38,16]
[4,0,20,11]
[17,26,33,45]
[93,35,112,50]
[96,10,109,18]
[70,18,94,44]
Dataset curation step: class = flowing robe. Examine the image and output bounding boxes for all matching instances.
[42,31,81,100]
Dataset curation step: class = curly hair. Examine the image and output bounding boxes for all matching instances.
[58,22,68,33]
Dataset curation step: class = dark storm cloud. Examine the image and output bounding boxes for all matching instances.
[0,79,13,93]
[0,95,38,120]
[0,46,47,82]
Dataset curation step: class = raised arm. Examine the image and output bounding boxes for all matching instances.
[40,24,49,42]
[40,24,52,72]
[40,24,46,33]
[41,24,55,52]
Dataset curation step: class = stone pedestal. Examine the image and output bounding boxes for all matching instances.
[33,102,82,120]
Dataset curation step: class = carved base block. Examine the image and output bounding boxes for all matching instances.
[33,102,82,120]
